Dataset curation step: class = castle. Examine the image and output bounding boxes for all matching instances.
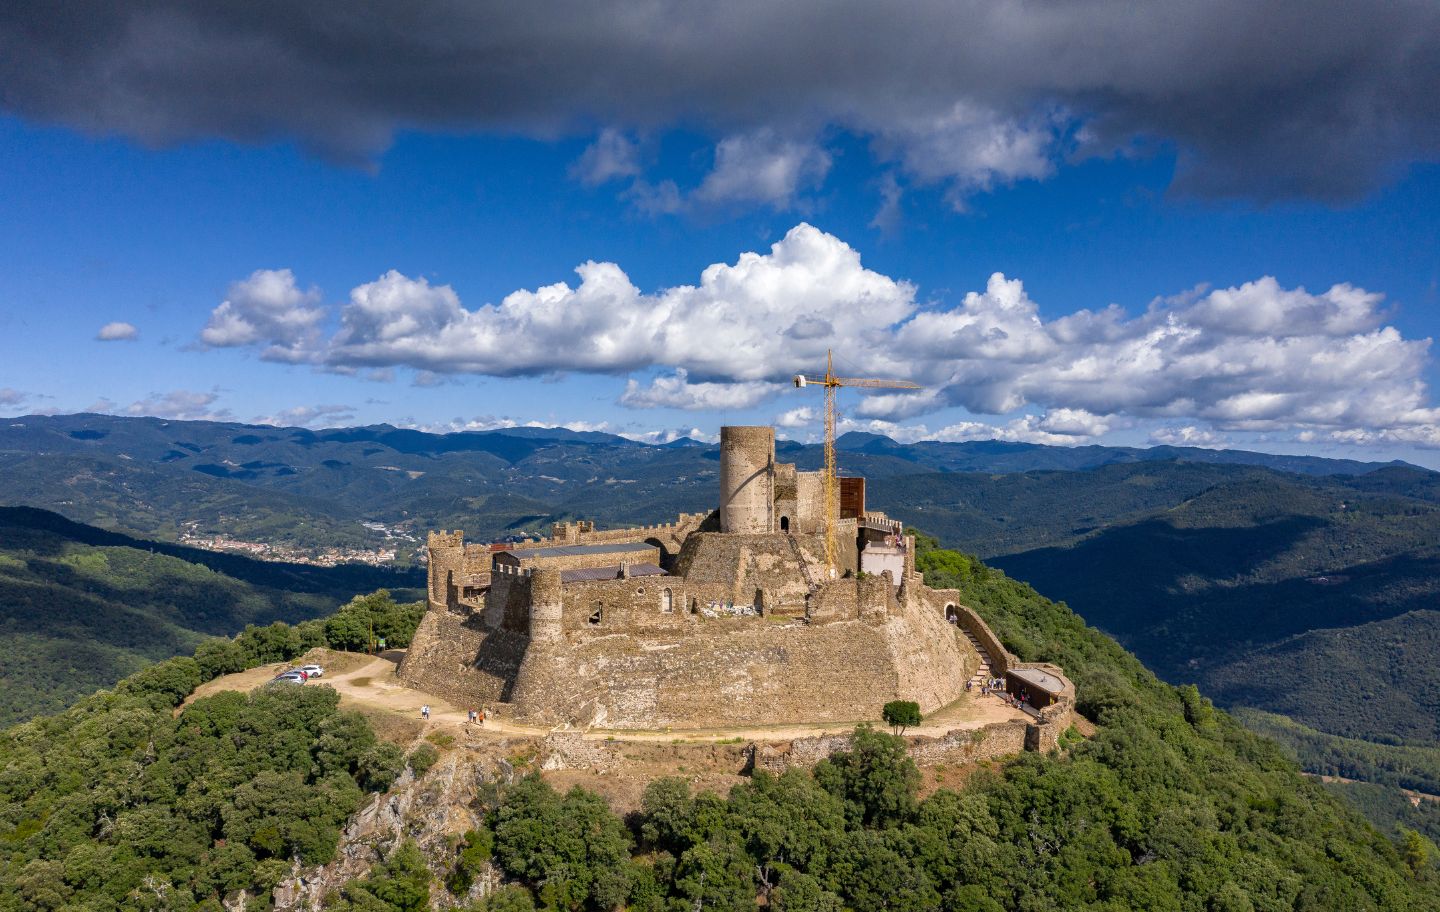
[399,426,1072,735]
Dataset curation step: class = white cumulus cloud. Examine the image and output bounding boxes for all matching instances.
[96,321,138,341]
[1150,426,1228,448]
[200,268,325,362]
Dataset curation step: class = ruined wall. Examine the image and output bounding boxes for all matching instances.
[507,618,901,729]
[484,571,533,633]
[675,532,821,616]
[396,609,528,709]
[885,600,978,710]
[794,470,826,534]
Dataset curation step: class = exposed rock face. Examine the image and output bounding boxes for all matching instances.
[272,739,528,911]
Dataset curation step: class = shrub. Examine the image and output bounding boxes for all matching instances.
[408,743,440,777]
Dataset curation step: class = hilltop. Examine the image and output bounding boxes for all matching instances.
[1,541,1435,910]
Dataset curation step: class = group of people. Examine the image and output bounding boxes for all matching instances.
[417,704,487,725]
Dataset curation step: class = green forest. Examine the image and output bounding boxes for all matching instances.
[3,550,1438,910]
[0,506,421,726]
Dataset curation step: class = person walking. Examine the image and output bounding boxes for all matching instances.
[421,704,430,721]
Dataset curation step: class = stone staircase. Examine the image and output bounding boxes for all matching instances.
[962,628,994,690]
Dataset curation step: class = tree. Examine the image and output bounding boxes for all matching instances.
[881,700,921,735]
[358,742,406,792]
[341,841,432,912]
[1403,828,1435,878]
[325,610,373,653]
[447,828,494,894]
[492,775,633,911]
[814,726,920,827]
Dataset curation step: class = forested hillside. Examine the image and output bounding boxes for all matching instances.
[0,507,421,725]
[1,551,1435,910]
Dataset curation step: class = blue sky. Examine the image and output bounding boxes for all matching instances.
[3,3,1440,466]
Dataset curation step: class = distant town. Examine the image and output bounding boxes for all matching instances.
[178,520,420,568]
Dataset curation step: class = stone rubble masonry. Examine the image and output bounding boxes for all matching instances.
[746,717,1049,775]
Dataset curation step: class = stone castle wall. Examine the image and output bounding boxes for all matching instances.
[397,609,528,708]
[495,543,662,573]
[508,612,962,729]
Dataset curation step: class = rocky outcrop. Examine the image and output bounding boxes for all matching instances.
[272,741,528,911]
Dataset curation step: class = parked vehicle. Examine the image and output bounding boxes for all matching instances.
[269,675,304,686]
[300,664,324,678]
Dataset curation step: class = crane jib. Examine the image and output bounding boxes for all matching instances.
[790,350,921,573]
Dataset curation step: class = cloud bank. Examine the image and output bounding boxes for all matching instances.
[4,2,1439,201]
[200,223,1439,447]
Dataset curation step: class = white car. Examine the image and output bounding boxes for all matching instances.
[300,664,324,678]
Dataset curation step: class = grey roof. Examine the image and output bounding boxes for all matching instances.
[503,541,656,559]
[561,563,667,583]
[1007,667,1066,694]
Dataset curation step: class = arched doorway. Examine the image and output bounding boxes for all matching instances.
[779,515,790,532]
[945,604,960,625]
[662,588,674,612]
[754,588,765,615]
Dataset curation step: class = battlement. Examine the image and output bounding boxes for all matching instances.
[428,530,465,548]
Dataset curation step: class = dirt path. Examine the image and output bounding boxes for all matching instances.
[191,649,1032,745]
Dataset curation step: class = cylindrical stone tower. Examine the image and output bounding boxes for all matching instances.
[528,568,564,642]
[719,426,775,533]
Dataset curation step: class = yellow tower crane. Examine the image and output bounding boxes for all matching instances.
[793,350,921,572]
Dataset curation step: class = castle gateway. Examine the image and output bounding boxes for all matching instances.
[399,426,1072,731]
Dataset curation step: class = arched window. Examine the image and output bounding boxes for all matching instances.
[945,604,960,625]
[779,516,790,532]
[754,588,765,615]
[589,605,603,625]
[662,588,674,612]
[690,597,699,615]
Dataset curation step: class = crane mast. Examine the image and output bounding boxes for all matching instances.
[793,350,920,573]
